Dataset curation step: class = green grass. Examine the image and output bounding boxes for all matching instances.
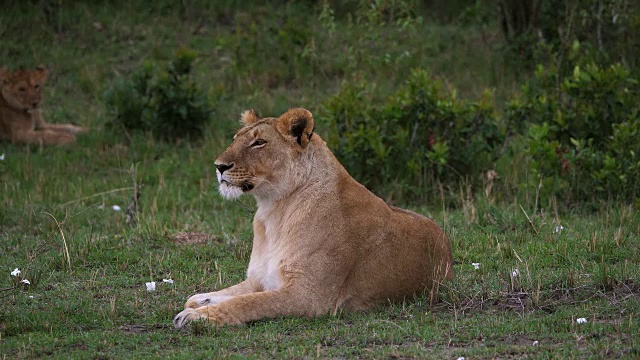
[1,1,639,358]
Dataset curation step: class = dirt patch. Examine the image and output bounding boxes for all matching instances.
[502,290,528,312]
[69,343,88,351]
[119,324,171,333]
[168,231,219,245]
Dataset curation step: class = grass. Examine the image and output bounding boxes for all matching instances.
[1,1,639,358]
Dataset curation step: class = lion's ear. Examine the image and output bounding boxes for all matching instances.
[36,65,48,81]
[276,108,315,148]
[240,109,260,126]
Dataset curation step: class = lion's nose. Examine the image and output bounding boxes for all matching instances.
[215,163,233,175]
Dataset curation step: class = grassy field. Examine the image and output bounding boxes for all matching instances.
[1,1,639,358]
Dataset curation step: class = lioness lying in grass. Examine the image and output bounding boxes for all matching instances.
[0,66,86,145]
[174,108,453,328]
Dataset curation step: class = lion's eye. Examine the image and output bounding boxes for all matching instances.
[250,139,267,148]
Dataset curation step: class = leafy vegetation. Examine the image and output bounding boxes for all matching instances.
[104,48,212,142]
[322,70,503,202]
[1,0,638,358]
[506,62,640,205]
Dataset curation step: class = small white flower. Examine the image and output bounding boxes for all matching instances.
[145,281,156,291]
[20,279,30,285]
[456,357,465,360]
[0,153,5,161]
[98,204,105,210]
[29,295,35,299]
[576,317,587,324]
[532,340,539,346]
[512,268,520,277]
[472,263,480,270]
[11,268,21,277]
[112,205,122,211]
[162,278,174,284]
[554,225,565,233]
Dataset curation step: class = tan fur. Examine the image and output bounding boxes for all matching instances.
[0,66,86,145]
[173,108,453,328]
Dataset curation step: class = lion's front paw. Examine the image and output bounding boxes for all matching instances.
[185,294,234,308]
[173,308,206,329]
[56,133,76,145]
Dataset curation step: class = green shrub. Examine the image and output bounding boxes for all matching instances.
[104,48,211,142]
[322,62,639,207]
[505,62,640,204]
[321,69,503,202]
[104,62,153,135]
[573,120,640,200]
[521,123,570,203]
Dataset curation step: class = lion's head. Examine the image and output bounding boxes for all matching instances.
[214,108,315,201]
[0,66,48,112]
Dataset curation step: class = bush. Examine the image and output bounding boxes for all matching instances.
[321,69,504,203]
[104,48,211,143]
[322,63,640,207]
[505,62,640,204]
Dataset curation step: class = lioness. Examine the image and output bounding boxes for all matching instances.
[173,108,453,328]
[0,66,86,145]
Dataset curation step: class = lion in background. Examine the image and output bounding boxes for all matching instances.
[0,66,86,145]
[173,108,453,328]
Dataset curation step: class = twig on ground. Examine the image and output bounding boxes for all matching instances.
[126,164,141,226]
[519,204,539,235]
[43,212,72,272]
[58,187,135,207]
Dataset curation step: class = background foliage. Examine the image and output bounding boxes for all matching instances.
[104,47,212,142]
[322,69,503,202]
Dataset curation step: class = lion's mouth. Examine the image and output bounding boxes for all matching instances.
[221,180,254,192]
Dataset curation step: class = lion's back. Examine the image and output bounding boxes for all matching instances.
[331,176,453,309]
